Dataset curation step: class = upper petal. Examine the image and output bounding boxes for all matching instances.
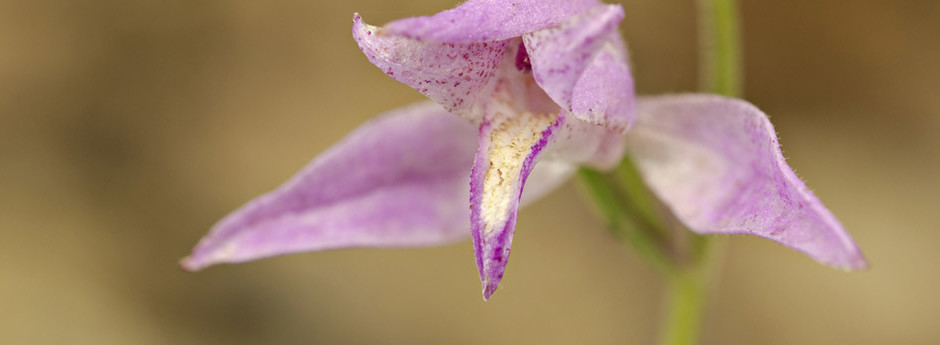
[568,35,636,132]
[181,102,478,271]
[624,94,868,270]
[383,0,601,43]
[353,14,510,119]
[523,5,635,132]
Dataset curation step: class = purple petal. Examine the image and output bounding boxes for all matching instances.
[465,109,624,300]
[470,114,563,300]
[383,0,600,43]
[353,14,510,119]
[625,95,868,270]
[499,121,626,207]
[523,5,634,132]
[568,35,636,132]
[181,102,478,271]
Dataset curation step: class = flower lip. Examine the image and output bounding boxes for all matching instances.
[470,113,565,301]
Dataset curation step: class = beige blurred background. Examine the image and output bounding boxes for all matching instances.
[2,0,938,344]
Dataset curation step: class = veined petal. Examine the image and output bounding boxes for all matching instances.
[523,5,634,132]
[353,14,510,119]
[568,35,636,132]
[181,102,477,271]
[625,95,868,270]
[511,119,625,206]
[384,0,600,43]
[470,113,562,300]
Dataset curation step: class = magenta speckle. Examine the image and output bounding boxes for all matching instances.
[515,41,532,72]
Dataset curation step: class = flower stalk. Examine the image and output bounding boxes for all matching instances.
[578,0,741,344]
[659,0,741,344]
[697,0,742,97]
[577,168,675,277]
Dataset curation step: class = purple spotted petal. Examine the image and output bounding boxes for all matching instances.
[467,111,624,299]
[353,14,510,119]
[523,5,634,132]
[625,95,868,270]
[384,0,600,43]
[181,102,477,271]
[568,35,635,132]
[470,115,562,300]
[516,122,626,206]
[513,125,625,207]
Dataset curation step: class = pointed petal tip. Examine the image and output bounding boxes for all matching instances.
[178,255,203,272]
[469,116,560,304]
[796,233,870,271]
[627,94,868,271]
[803,242,868,271]
[482,280,499,301]
[848,261,871,272]
[834,252,871,271]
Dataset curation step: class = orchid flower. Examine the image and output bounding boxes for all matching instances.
[182,0,867,300]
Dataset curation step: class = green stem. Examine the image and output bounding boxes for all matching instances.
[658,0,741,344]
[613,155,666,236]
[697,0,742,97]
[660,272,707,345]
[658,238,724,345]
[577,168,675,276]
[577,0,741,343]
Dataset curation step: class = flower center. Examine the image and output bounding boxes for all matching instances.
[515,41,532,72]
[474,38,562,237]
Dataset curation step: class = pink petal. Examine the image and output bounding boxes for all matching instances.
[625,95,868,270]
[470,115,562,300]
[353,14,510,119]
[523,5,634,132]
[569,35,636,132]
[383,0,601,43]
[182,102,580,271]
[468,112,624,299]
[509,117,626,206]
[182,102,477,270]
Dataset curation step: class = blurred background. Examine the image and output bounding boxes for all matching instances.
[2,0,938,344]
